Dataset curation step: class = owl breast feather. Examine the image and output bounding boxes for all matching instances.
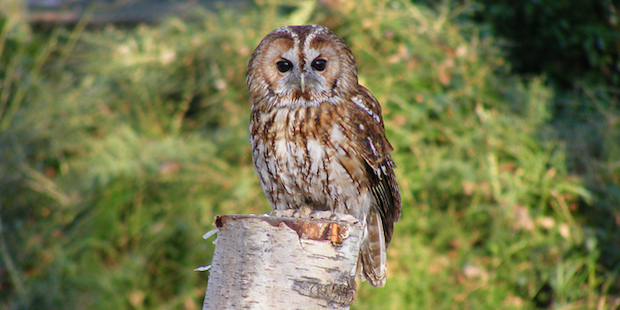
[251,102,373,221]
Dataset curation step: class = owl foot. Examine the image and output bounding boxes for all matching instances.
[314,212,358,225]
[292,205,313,218]
[275,209,296,218]
[328,212,348,221]
[308,210,335,220]
[274,206,314,218]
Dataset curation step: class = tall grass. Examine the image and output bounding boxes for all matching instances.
[0,1,617,309]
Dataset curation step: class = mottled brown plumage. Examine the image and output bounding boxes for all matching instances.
[247,25,401,287]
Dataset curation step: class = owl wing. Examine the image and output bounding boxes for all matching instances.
[352,85,401,245]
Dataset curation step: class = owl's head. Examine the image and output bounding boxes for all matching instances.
[247,25,358,108]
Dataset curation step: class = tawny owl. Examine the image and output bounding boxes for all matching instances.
[247,25,401,287]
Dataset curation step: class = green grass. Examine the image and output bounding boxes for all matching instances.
[0,1,618,309]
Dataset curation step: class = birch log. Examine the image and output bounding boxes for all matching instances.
[202,212,363,310]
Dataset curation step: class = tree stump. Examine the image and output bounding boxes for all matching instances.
[202,212,363,310]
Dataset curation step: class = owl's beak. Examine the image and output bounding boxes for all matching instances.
[300,73,306,92]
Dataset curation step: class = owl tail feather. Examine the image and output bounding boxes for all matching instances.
[358,210,387,287]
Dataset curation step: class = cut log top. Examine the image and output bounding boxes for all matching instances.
[214,213,356,244]
[203,212,364,310]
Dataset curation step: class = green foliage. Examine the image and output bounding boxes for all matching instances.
[473,0,620,88]
[0,1,617,309]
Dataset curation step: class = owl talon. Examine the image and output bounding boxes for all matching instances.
[330,212,347,221]
[275,210,296,218]
[308,210,335,220]
[292,205,313,218]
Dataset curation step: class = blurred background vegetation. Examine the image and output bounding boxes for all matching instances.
[0,0,619,309]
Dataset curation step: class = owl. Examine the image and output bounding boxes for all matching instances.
[247,25,401,287]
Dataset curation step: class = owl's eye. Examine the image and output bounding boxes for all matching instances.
[311,59,327,71]
[276,60,293,73]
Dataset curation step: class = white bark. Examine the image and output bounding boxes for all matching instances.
[202,212,363,310]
